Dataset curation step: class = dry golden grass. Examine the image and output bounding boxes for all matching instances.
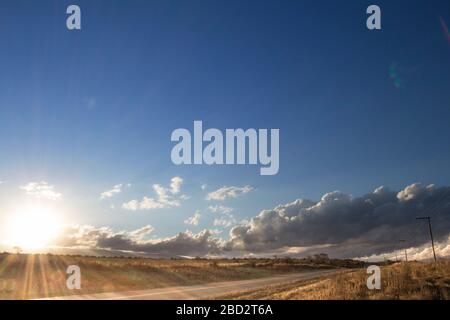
[215,261,450,300]
[0,253,350,299]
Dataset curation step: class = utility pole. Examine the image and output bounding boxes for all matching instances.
[399,239,408,262]
[416,216,437,263]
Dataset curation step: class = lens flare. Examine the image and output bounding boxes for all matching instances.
[6,204,62,250]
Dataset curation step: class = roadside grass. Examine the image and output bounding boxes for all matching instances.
[0,253,361,299]
[212,261,450,300]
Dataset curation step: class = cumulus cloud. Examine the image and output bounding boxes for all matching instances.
[206,185,253,201]
[213,216,236,228]
[170,177,183,194]
[208,205,237,229]
[122,177,186,211]
[49,182,450,260]
[100,184,122,199]
[226,183,450,258]
[208,205,234,215]
[52,226,221,257]
[184,211,201,226]
[20,182,62,200]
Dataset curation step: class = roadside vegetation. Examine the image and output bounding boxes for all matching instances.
[0,253,363,299]
[213,260,450,300]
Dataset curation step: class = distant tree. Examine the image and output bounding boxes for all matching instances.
[313,253,330,263]
[283,256,294,264]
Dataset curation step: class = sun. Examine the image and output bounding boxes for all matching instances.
[6,204,62,250]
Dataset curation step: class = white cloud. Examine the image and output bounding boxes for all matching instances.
[46,182,450,259]
[20,182,61,200]
[122,177,187,211]
[201,184,208,190]
[122,199,139,210]
[208,205,233,215]
[213,217,235,228]
[184,211,201,226]
[206,185,253,201]
[213,213,242,229]
[397,183,434,202]
[123,195,172,210]
[100,184,122,199]
[170,177,183,194]
[129,225,154,240]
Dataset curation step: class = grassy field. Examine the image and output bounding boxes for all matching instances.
[0,253,363,299]
[213,261,450,300]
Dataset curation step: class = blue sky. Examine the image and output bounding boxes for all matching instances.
[0,0,449,252]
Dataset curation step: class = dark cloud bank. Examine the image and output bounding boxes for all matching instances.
[52,183,450,259]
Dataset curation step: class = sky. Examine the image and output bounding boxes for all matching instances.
[0,0,449,259]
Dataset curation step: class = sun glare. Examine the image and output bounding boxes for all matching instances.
[7,204,62,250]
